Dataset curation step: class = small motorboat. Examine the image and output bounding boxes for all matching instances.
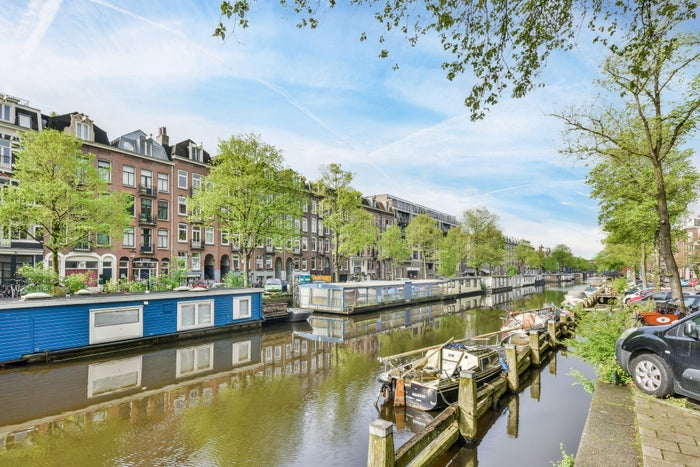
[499,307,563,344]
[285,307,312,322]
[376,339,505,411]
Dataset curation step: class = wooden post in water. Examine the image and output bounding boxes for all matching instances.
[548,320,557,342]
[529,331,541,365]
[507,394,519,438]
[505,344,519,391]
[368,419,395,467]
[457,370,478,441]
[394,379,405,407]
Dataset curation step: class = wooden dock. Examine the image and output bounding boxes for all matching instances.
[367,319,571,467]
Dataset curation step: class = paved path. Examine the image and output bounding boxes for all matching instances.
[577,381,700,466]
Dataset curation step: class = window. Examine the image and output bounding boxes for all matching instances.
[311,237,317,252]
[232,341,251,365]
[140,198,152,221]
[123,166,135,187]
[123,227,135,247]
[17,112,31,128]
[177,251,188,269]
[89,306,143,344]
[191,145,203,162]
[318,219,324,234]
[140,169,153,189]
[157,229,168,249]
[0,140,11,169]
[232,254,240,270]
[157,200,168,220]
[302,237,308,251]
[178,223,187,242]
[311,200,317,214]
[221,231,229,245]
[141,228,153,251]
[311,218,317,233]
[192,226,201,245]
[0,104,10,122]
[97,160,111,182]
[301,258,307,271]
[191,252,201,270]
[205,227,214,245]
[176,344,213,377]
[233,297,251,320]
[97,232,111,247]
[177,300,214,330]
[178,196,187,216]
[311,257,317,270]
[157,173,169,193]
[178,169,188,189]
[76,122,89,140]
[192,173,202,191]
[302,218,308,232]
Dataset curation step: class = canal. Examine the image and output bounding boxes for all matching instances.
[0,284,595,466]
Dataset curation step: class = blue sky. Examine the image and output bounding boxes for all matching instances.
[2,0,615,258]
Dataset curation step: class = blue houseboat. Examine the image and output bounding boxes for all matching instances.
[0,288,263,366]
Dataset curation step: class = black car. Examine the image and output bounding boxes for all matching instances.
[616,311,700,400]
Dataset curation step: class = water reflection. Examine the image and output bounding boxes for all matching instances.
[0,285,593,466]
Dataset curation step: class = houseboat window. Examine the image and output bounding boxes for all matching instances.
[232,340,251,365]
[233,296,251,320]
[176,344,213,377]
[177,300,214,330]
[90,306,143,344]
[87,356,142,398]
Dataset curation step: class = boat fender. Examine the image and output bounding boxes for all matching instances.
[499,357,509,373]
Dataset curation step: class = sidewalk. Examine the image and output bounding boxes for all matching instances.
[577,381,700,466]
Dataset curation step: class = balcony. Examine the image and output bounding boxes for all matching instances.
[140,244,154,254]
[138,213,155,225]
[139,185,156,197]
[191,240,203,250]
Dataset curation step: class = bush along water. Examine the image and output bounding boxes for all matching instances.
[563,305,634,391]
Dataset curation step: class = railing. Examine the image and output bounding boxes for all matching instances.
[191,241,203,250]
[0,238,11,248]
[139,185,156,196]
[138,214,155,225]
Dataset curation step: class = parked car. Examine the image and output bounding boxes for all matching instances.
[681,279,690,287]
[657,295,700,315]
[264,278,283,293]
[624,287,655,305]
[616,310,700,400]
[629,289,673,308]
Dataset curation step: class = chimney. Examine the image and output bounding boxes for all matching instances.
[156,126,169,146]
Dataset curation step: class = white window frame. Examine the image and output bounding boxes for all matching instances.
[233,296,252,320]
[205,227,215,245]
[87,356,143,398]
[176,344,214,377]
[178,169,188,189]
[123,166,135,187]
[76,121,90,140]
[157,173,169,193]
[178,196,187,216]
[157,229,169,249]
[123,227,135,248]
[97,160,111,183]
[233,340,252,365]
[177,300,214,331]
[89,306,143,344]
[178,223,188,243]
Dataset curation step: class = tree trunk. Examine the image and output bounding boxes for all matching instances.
[655,168,685,314]
[51,248,60,288]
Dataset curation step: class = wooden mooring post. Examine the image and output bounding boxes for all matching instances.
[368,419,395,467]
[457,370,478,440]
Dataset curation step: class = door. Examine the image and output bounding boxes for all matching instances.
[668,315,700,397]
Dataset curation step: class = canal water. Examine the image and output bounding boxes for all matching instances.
[0,284,595,466]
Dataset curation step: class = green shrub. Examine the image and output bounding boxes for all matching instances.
[62,273,89,294]
[223,272,244,288]
[564,308,633,385]
[17,264,57,294]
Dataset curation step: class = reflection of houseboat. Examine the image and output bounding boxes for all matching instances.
[377,341,505,411]
[0,288,263,366]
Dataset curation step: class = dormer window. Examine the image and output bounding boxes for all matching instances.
[0,104,10,122]
[190,143,202,162]
[76,121,90,140]
[17,112,31,129]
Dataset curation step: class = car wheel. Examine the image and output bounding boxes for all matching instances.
[629,353,674,398]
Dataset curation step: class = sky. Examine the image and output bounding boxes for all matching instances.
[0,0,623,259]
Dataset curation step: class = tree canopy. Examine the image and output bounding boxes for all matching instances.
[189,133,306,287]
[378,223,411,280]
[404,213,442,279]
[461,207,506,275]
[214,1,698,120]
[0,129,132,287]
[314,163,377,281]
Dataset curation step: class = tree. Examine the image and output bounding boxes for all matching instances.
[189,133,306,287]
[315,163,378,281]
[559,5,700,312]
[551,244,573,272]
[586,149,698,287]
[437,227,468,277]
[404,213,442,279]
[377,224,411,280]
[214,1,697,120]
[513,240,537,274]
[461,207,506,276]
[0,130,132,288]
